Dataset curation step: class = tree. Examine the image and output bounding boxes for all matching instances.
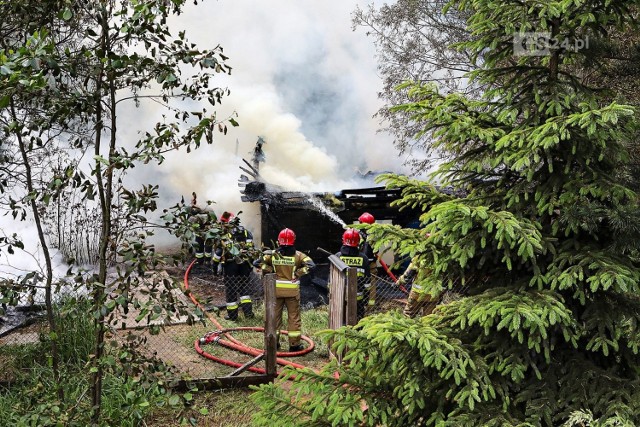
[1,0,235,424]
[353,1,640,176]
[352,0,474,172]
[251,0,640,425]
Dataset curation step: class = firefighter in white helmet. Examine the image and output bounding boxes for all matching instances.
[212,211,256,321]
[396,256,439,318]
[188,193,217,267]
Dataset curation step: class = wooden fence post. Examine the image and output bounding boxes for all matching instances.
[327,255,359,363]
[328,255,346,333]
[263,273,277,378]
[344,266,358,326]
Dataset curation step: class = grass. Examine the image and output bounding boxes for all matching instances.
[0,296,170,426]
[145,389,256,427]
[176,301,332,373]
[1,287,336,426]
[145,304,334,426]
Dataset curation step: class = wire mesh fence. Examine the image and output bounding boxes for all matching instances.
[359,272,472,319]
[1,263,473,386]
[1,283,87,385]
[0,268,317,386]
[186,265,264,316]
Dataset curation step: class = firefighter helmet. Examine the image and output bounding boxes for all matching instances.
[278,228,296,246]
[220,211,234,223]
[342,228,361,247]
[358,212,375,224]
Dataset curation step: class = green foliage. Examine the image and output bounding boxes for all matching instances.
[0,297,169,426]
[0,359,168,427]
[0,0,235,424]
[251,0,640,425]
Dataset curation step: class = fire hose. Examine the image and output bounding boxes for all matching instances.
[376,255,409,294]
[184,260,316,375]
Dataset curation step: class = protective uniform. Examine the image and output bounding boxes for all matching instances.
[396,258,438,318]
[212,212,255,321]
[335,228,371,321]
[358,212,378,310]
[257,228,315,351]
[188,205,216,265]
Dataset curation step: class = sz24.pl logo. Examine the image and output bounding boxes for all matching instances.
[513,32,589,56]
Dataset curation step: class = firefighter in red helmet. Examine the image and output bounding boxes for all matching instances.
[219,211,234,223]
[358,212,379,312]
[334,228,371,321]
[256,228,315,351]
[358,212,375,225]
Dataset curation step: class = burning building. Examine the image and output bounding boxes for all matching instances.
[236,152,424,290]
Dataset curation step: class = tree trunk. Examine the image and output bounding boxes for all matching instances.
[11,100,64,402]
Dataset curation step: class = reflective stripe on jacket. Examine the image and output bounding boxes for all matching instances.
[397,260,428,294]
[260,247,314,298]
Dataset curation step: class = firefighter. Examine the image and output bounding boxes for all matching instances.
[335,228,371,321]
[212,211,256,321]
[256,228,315,351]
[395,257,439,318]
[358,212,378,311]
[188,193,217,267]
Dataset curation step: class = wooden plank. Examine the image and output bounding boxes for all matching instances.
[345,267,358,326]
[328,254,349,272]
[224,353,265,377]
[263,273,277,378]
[328,261,346,363]
[328,262,345,332]
[242,158,261,176]
[239,166,258,179]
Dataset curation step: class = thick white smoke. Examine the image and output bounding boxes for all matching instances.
[2,0,407,264]
[147,0,407,240]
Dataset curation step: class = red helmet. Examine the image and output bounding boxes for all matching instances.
[342,228,361,247]
[220,211,234,223]
[358,212,375,224]
[278,228,296,246]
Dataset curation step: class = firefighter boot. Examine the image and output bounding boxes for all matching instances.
[224,309,238,321]
[240,297,254,319]
[224,303,239,321]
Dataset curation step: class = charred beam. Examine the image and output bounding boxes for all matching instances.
[242,158,260,177]
[239,166,258,179]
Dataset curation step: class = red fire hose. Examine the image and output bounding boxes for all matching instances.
[184,260,315,374]
[377,255,408,294]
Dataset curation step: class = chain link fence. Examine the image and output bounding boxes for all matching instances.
[0,267,321,386]
[186,265,264,315]
[361,271,472,319]
[1,262,472,386]
[1,283,87,384]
